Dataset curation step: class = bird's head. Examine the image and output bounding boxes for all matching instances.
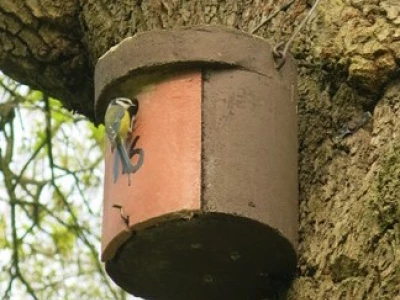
[110,97,136,109]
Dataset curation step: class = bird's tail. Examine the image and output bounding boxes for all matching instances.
[113,140,136,185]
[113,149,120,183]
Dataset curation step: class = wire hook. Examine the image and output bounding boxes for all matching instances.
[272,42,287,69]
[251,0,323,69]
[112,204,130,230]
[273,0,322,69]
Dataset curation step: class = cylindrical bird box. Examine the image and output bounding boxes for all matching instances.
[95,26,298,300]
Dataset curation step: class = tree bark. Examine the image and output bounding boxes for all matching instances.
[1,0,399,299]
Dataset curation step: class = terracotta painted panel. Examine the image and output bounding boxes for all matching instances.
[101,71,202,261]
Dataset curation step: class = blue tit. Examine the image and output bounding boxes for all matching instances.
[105,97,138,185]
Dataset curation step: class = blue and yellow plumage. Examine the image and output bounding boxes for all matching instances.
[104,97,138,185]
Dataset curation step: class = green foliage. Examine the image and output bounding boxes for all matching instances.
[51,224,76,256]
[0,74,127,299]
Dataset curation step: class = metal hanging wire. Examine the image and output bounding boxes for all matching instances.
[251,0,296,35]
[251,0,323,69]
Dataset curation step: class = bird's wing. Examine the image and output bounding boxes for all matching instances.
[106,106,125,150]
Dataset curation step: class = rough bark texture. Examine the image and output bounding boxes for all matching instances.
[1,0,399,299]
[0,0,92,115]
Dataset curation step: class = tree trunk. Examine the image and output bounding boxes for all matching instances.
[1,0,399,299]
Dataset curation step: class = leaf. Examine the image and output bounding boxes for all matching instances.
[51,225,76,256]
[88,123,105,147]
